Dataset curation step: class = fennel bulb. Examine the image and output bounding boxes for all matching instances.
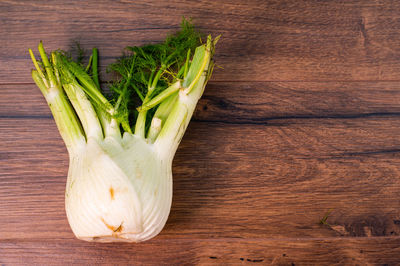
[29,21,218,242]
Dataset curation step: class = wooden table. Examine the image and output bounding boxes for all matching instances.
[1,1,400,264]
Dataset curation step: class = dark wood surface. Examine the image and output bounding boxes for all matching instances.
[1,0,400,265]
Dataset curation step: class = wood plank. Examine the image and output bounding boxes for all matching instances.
[1,118,400,240]
[198,81,400,123]
[1,238,399,265]
[2,82,400,121]
[3,0,400,82]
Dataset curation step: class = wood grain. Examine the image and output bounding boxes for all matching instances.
[3,0,400,82]
[1,238,400,265]
[2,0,400,264]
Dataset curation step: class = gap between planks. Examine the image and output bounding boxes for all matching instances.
[1,236,400,243]
[2,112,400,124]
[6,80,400,86]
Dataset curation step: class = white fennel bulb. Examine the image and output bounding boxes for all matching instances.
[66,136,172,242]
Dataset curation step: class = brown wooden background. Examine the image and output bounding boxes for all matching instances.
[1,0,400,264]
